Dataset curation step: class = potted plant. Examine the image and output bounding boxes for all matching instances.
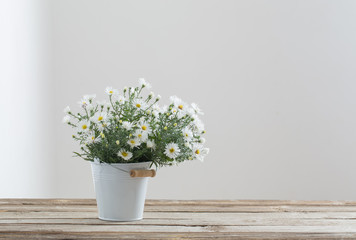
[63,78,209,221]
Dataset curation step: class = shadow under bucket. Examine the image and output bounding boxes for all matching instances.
[90,161,152,221]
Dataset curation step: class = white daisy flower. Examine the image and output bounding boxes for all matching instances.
[63,106,70,114]
[113,94,125,104]
[122,121,133,130]
[170,108,186,119]
[134,130,148,142]
[105,87,117,95]
[127,138,141,148]
[151,104,161,117]
[62,115,71,123]
[152,111,159,118]
[191,103,204,115]
[169,95,179,104]
[138,78,151,89]
[199,137,206,144]
[146,140,156,150]
[83,94,96,101]
[193,118,205,133]
[164,143,181,159]
[160,105,169,114]
[138,121,152,134]
[133,99,147,110]
[78,98,88,108]
[149,91,155,98]
[86,135,101,144]
[117,150,133,161]
[78,120,90,132]
[171,107,178,114]
[156,95,161,101]
[186,107,197,118]
[170,95,187,111]
[97,121,110,132]
[152,104,160,112]
[192,144,208,162]
[182,127,193,141]
[91,112,107,124]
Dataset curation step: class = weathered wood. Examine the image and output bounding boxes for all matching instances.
[1,232,356,240]
[2,199,356,206]
[0,199,356,239]
[3,204,356,213]
[1,217,356,227]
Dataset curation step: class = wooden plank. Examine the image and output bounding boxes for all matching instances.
[1,199,356,206]
[2,204,356,213]
[1,232,355,240]
[1,210,356,219]
[1,223,356,233]
[1,199,356,239]
[0,217,355,227]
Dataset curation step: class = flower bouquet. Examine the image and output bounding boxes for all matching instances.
[63,78,209,221]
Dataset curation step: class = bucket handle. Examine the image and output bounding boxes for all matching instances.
[130,169,156,178]
[97,159,156,178]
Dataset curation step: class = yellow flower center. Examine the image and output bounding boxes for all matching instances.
[178,105,183,110]
[91,136,95,140]
[122,152,128,157]
[142,125,147,130]
[82,124,87,130]
[116,140,120,145]
[130,140,135,144]
[136,104,141,108]
[169,148,175,153]
[138,134,142,138]
[109,90,113,94]
[195,149,200,155]
[98,116,103,121]
[185,133,188,137]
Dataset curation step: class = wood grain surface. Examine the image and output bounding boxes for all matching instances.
[0,199,355,239]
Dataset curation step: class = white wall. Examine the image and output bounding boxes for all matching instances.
[2,0,356,200]
[0,0,55,197]
[52,0,356,200]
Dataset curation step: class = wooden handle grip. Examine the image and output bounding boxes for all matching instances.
[130,169,156,178]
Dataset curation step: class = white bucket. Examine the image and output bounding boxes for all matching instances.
[90,161,151,221]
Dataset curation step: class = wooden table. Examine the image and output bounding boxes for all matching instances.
[0,199,356,239]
